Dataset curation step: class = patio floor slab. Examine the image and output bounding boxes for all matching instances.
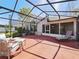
[1,35,79,59]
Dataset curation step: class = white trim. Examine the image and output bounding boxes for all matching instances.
[59,23,61,34]
[42,33,76,40]
[74,21,77,37]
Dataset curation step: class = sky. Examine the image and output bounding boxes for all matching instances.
[0,0,79,25]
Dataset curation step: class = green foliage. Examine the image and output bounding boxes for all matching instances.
[5,27,25,37]
[5,32,14,38]
[12,32,20,37]
[5,31,19,38]
[0,25,5,27]
[19,7,31,18]
[16,27,25,32]
[14,27,26,36]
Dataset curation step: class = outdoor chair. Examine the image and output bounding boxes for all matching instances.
[57,31,72,40]
[0,34,23,59]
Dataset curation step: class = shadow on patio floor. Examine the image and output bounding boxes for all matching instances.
[24,35,79,49]
[1,35,79,59]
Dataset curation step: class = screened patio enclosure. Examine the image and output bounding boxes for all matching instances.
[0,0,79,39]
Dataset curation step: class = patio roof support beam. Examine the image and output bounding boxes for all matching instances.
[36,0,75,6]
[36,12,48,22]
[9,0,19,37]
[0,11,11,15]
[47,0,60,20]
[26,0,49,16]
[51,15,76,17]
[44,11,79,13]
[48,14,76,17]
[0,6,41,20]
[22,7,35,22]
[42,15,49,22]
[22,7,35,28]
[0,16,31,23]
[36,12,43,18]
[0,17,20,21]
[37,15,48,24]
[0,17,32,23]
[10,0,18,19]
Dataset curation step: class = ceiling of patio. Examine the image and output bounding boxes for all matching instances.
[0,0,79,25]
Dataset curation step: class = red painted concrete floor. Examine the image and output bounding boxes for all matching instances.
[0,35,79,59]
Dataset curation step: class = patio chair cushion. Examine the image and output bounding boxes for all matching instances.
[13,37,25,42]
[9,37,25,52]
[9,41,20,52]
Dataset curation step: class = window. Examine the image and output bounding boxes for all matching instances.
[46,25,49,30]
[42,25,45,33]
[60,22,73,35]
[50,24,59,34]
[42,24,49,33]
[46,25,49,33]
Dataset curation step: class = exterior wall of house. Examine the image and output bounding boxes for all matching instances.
[48,18,76,24]
[48,18,77,39]
[36,18,77,40]
[24,22,31,30]
[36,19,48,35]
